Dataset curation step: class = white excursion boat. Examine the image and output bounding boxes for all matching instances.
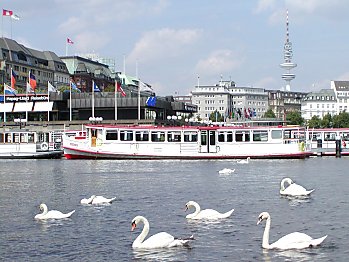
[62,124,312,159]
[0,129,63,159]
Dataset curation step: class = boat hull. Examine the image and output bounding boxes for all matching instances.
[0,150,63,159]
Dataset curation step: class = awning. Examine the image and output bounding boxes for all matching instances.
[33,102,53,112]
[0,103,14,112]
[13,102,33,112]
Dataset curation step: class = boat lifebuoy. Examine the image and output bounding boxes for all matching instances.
[299,141,305,151]
[342,140,346,148]
[41,142,49,151]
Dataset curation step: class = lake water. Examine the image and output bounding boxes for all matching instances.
[0,157,348,261]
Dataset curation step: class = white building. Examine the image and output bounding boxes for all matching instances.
[301,89,337,120]
[331,80,349,113]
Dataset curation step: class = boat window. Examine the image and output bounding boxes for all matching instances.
[324,132,336,141]
[0,133,3,143]
[342,132,349,141]
[201,131,207,146]
[271,130,282,139]
[235,131,250,142]
[218,132,225,142]
[20,133,27,143]
[209,131,215,146]
[5,133,12,143]
[167,131,181,142]
[13,133,20,143]
[252,130,268,142]
[106,130,118,140]
[135,131,149,141]
[28,133,35,143]
[218,131,233,142]
[184,131,198,142]
[227,132,233,142]
[151,131,165,142]
[120,130,134,141]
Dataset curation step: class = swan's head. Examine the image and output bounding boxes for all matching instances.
[185,201,195,211]
[131,216,146,231]
[257,212,270,225]
[39,203,47,211]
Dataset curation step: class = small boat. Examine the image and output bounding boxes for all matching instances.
[0,129,63,159]
[63,124,312,160]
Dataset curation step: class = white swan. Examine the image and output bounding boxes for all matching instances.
[218,168,235,175]
[34,203,75,220]
[131,215,194,249]
[185,201,234,220]
[237,157,250,164]
[257,212,327,250]
[80,195,116,205]
[280,178,314,196]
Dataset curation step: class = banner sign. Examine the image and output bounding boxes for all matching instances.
[5,95,48,103]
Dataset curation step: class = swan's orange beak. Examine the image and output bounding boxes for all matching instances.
[131,222,136,231]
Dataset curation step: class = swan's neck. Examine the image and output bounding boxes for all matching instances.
[262,217,271,249]
[133,218,149,248]
[42,205,48,215]
[280,180,286,191]
[187,202,201,218]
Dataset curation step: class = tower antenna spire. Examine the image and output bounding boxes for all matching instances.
[280,9,297,91]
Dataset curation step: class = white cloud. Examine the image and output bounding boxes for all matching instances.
[127,28,202,64]
[254,0,277,14]
[74,32,111,53]
[195,49,244,77]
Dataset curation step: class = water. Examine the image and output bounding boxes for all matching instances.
[0,157,348,261]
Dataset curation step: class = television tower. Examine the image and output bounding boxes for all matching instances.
[280,10,297,91]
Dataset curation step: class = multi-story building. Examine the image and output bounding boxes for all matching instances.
[301,89,337,120]
[331,80,349,113]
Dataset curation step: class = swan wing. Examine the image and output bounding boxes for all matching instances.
[92,196,114,204]
[192,209,233,219]
[140,232,175,248]
[271,232,315,249]
[281,183,314,196]
[36,210,75,220]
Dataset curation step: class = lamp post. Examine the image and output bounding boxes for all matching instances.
[89,116,103,124]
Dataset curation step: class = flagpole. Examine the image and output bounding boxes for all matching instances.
[65,41,68,56]
[26,71,28,121]
[69,81,72,121]
[3,81,6,122]
[47,81,50,121]
[10,16,12,39]
[114,80,117,120]
[138,80,140,121]
[92,80,95,118]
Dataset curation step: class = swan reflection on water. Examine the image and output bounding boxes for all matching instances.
[262,249,316,262]
[281,195,312,206]
[132,248,190,262]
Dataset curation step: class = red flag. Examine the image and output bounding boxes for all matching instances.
[2,9,13,16]
[116,81,126,97]
[67,38,74,44]
[29,71,37,90]
[11,68,17,89]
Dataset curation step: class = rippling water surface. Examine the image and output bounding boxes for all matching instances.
[0,157,348,261]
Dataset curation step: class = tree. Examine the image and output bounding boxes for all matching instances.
[263,108,276,118]
[286,111,304,126]
[308,115,321,128]
[209,110,224,122]
[320,113,333,128]
[332,111,349,128]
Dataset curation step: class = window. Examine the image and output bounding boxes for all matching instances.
[184,131,198,142]
[235,131,250,142]
[271,130,282,139]
[151,131,165,142]
[135,131,149,141]
[252,130,268,142]
[167,131,181,142]
[106,130,118,140]
[120,130,133,141]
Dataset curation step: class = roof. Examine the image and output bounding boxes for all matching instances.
[332,81,349,91]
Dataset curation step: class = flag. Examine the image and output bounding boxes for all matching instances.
[4,83,16,95]
[116,81,126,97]
[29,71,37,90]
[11,14,20,20]
[146,96,157,107]
[67,38,74,44]
[26,82,35,93]
[11,68,17,89]
[93,82,101,92]
[2,9,13,16]
[138,80,153,91]
[48,81,57,92]
[70,80,81,92]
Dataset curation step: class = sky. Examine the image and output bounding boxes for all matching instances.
[1,0,349,96]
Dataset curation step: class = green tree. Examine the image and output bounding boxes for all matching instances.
[209,110,224,122]
[332,111,349,128]
[286,111,304,126]
[263,108,276,118]
[308,115,321,128]
[320,113,333,128]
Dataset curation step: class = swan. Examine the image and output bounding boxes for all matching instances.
[34,203,75,220]
[185,201,234,220]
[131,215,194,249]
[280,178,314,196]
[257,212,327,250]
[218,168,235,175]
[237,157,250,164]
[80,195,116,205]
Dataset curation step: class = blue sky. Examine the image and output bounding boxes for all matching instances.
[1,0,349,96]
